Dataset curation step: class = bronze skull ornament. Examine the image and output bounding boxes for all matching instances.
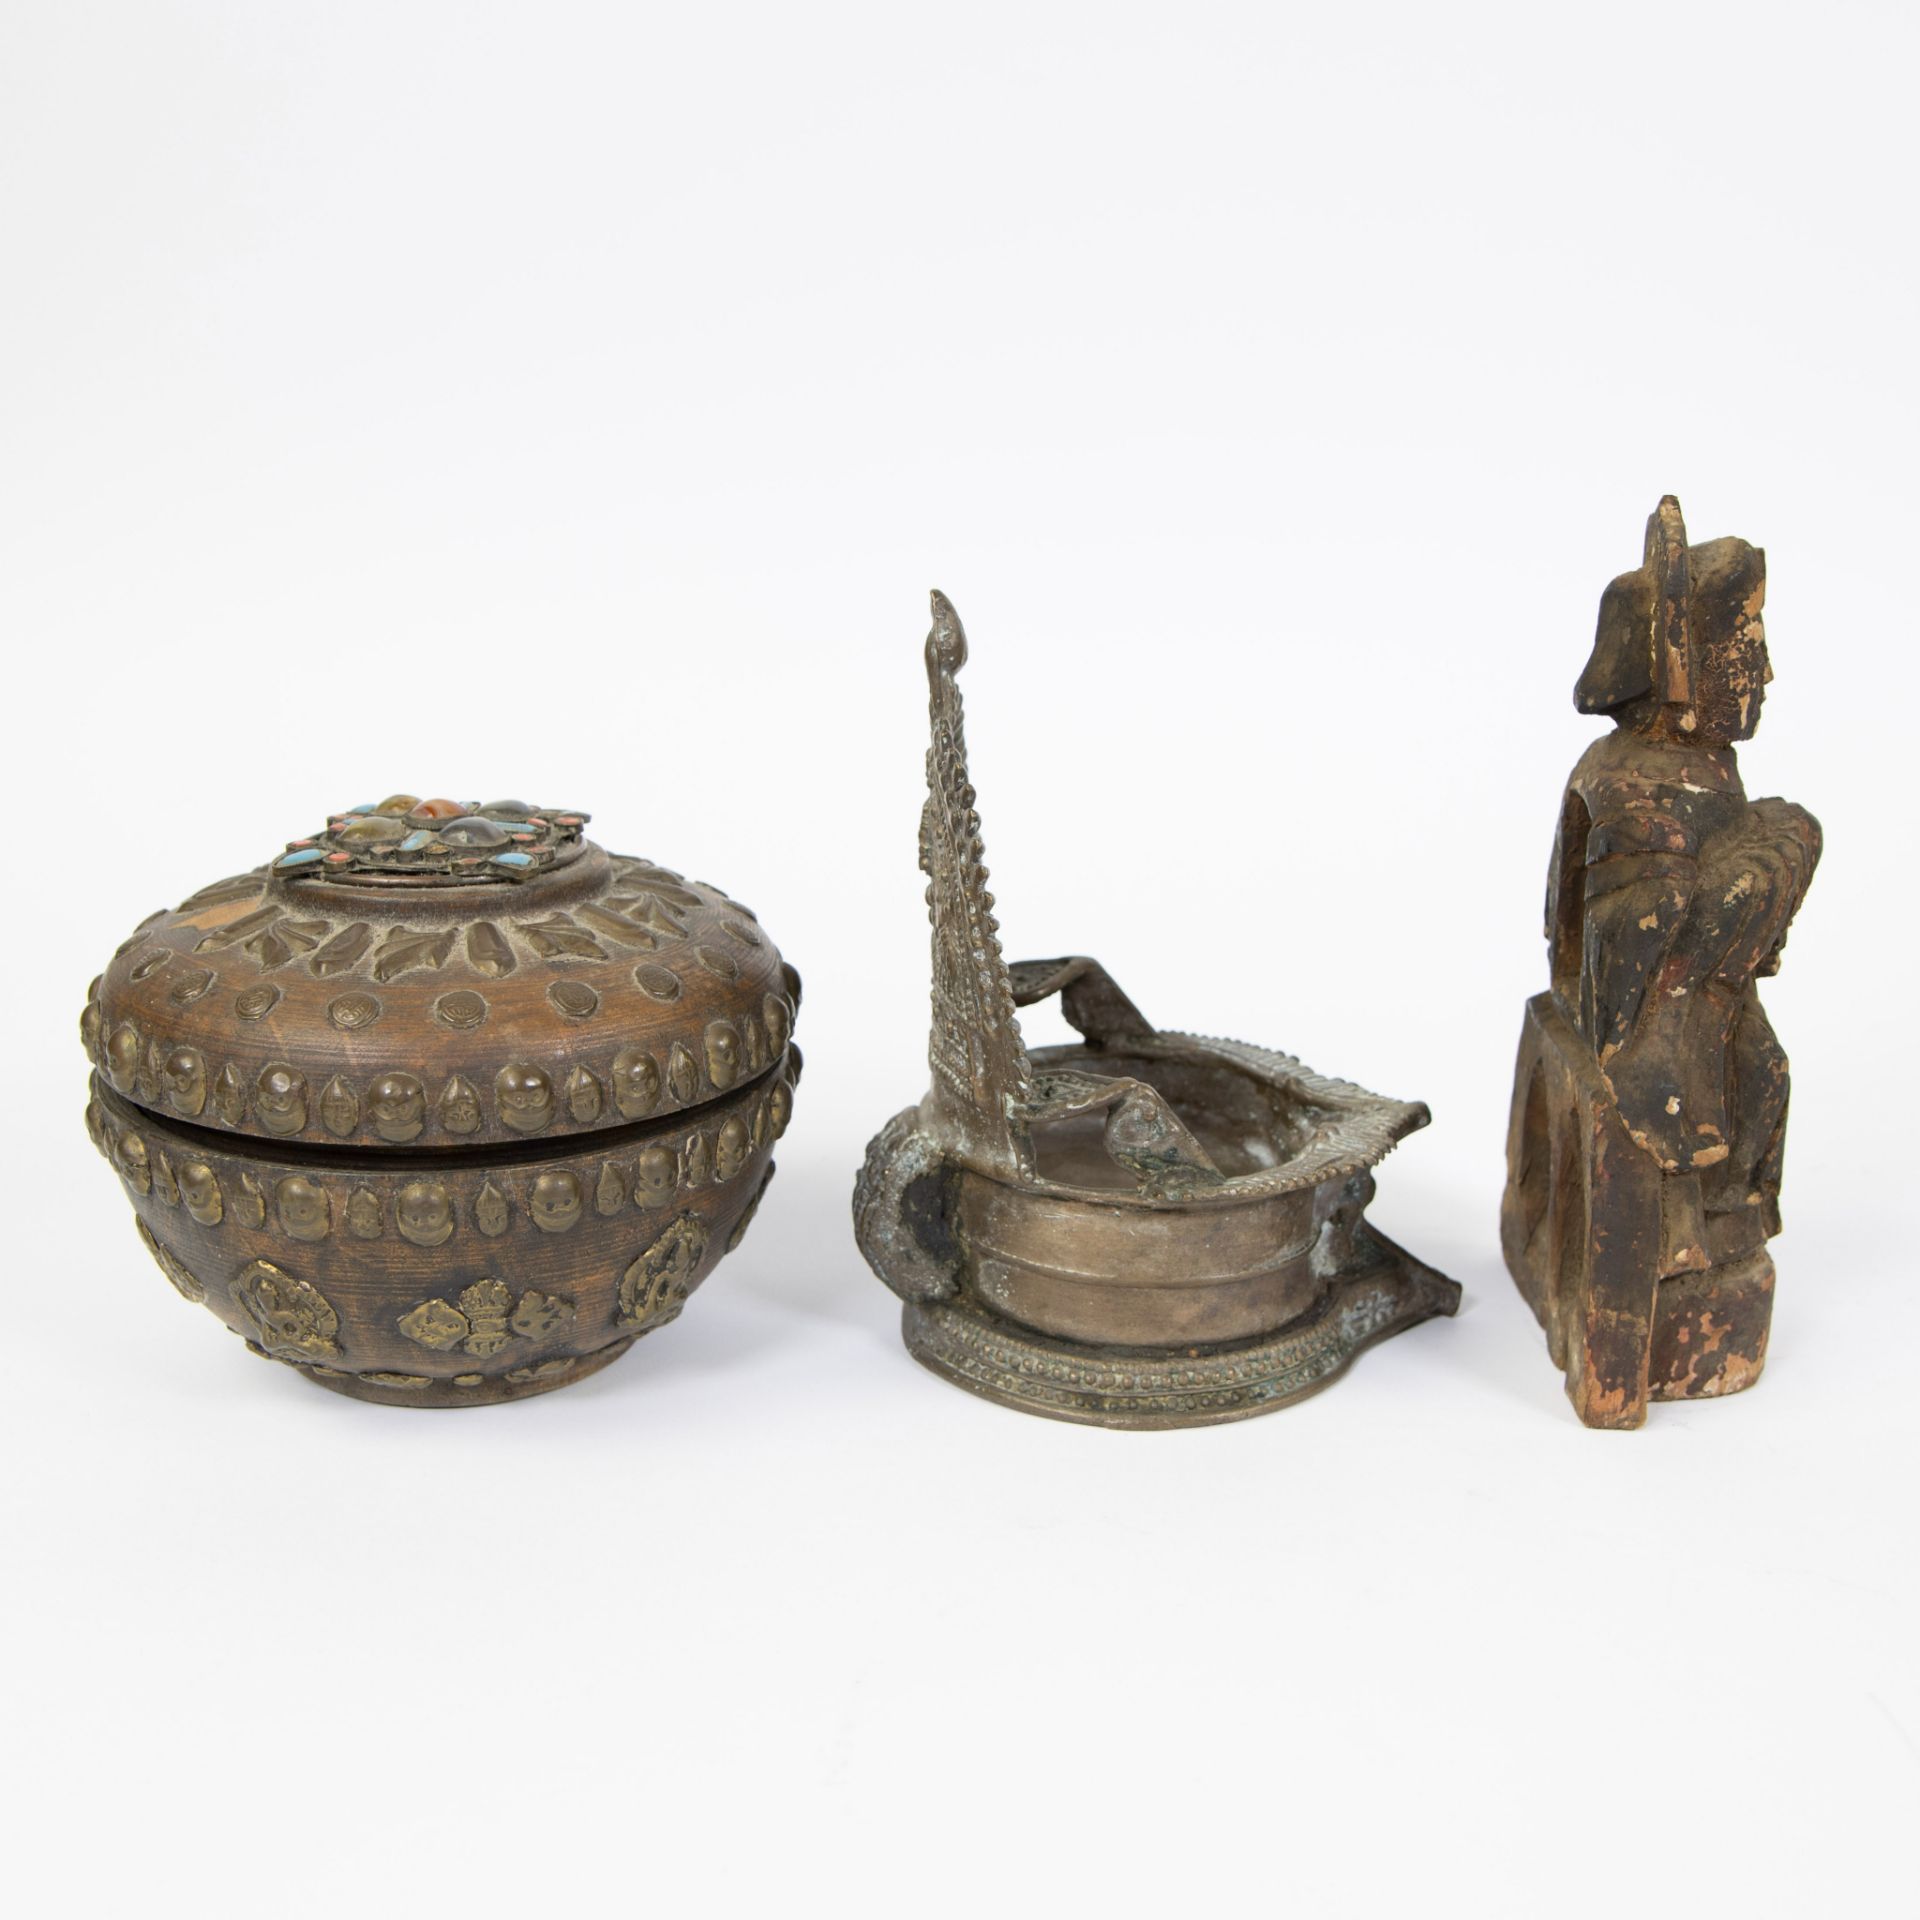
[852,593,1460,1428]
[82,796,800,1406]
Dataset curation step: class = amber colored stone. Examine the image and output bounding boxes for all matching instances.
[374,793,420,816]
[339,814,407,847]
[409,797,465,824]
[439,815,510,848]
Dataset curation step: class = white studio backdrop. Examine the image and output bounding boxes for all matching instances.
[3,4,1914,1915]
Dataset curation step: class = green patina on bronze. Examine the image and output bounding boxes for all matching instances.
[852,592,1458,1429]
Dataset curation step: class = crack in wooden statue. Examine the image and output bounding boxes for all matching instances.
[1501,497,1822,1428]
[852,590,1460,1428]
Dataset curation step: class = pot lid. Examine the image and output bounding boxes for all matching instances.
[82,795,798,1151]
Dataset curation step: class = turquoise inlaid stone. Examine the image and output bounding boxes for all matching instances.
[491,849,534,868]
[277,848,325,867]
[398,831,433,851]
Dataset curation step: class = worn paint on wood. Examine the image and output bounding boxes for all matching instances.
[1501,498,1820,1428]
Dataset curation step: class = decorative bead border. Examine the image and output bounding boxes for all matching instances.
[83,981,797,1147]
[88,1065,793,1249]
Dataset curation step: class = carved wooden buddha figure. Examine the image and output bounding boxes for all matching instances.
[1503,497,1821,1426]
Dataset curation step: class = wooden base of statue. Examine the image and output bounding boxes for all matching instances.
[1502,992,1775,1430]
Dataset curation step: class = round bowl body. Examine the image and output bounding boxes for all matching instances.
[90,1059,791,1405]
[82,795,798,1404]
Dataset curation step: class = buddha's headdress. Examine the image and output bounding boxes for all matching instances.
[1576,496,1765,719]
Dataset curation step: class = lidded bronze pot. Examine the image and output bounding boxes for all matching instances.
[853,594,1458,1427]
[82,796,799,1405]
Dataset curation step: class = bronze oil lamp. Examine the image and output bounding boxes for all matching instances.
[853,594,1458,1428]
[83,796,799,1405]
